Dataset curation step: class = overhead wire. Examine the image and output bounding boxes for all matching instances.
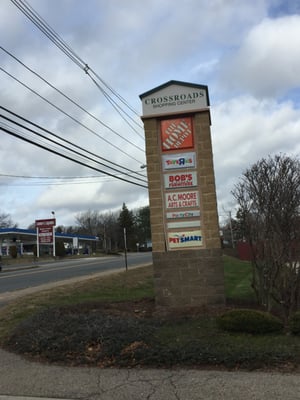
[0,66,144,164]
[0,46,145,148]
[10,0,84,69]
[87,74,144,138]
[0,107,147,184]
[0,173,146,186]
[0,120,148,189]
[10,0,144,135]
[6,0,150,189]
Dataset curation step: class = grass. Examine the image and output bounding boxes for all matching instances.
[223,255,254,302]
[1,256,300,370]
[0,266,154,341]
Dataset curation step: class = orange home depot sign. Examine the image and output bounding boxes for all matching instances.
[161,117,193,151]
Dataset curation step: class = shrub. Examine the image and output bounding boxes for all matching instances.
[289,312,300,335]
[55,241,66,258]
[217,309,283,334]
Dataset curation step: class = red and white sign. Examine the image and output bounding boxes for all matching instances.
[161,117,193,151]
[38,226,53,244]
[36,218,55,245]
[165,190,199,209]
[167,230,203,249]
[164,171,197,189]
[35,218,56,228]
[162,152,196,170]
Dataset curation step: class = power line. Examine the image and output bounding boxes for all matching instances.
[1,106,146,181]
[0,173,146,186]
[0,173,148,180]
[87,73,144,138]
[0,66,144,164]
[10,0,85,69]
[0,46,145,147]
[0,108,147,185]
[0,121,148,189]
[10,0,144,133]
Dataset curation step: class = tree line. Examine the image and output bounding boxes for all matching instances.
[0,204,151,253]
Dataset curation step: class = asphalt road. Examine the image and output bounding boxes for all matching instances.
[0,252,152,304]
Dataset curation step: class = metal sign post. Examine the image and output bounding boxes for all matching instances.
[123,227,128,271]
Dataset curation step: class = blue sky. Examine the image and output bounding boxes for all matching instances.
[1,0,300,228]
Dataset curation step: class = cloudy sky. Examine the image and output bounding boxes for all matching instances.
[1,0,300,228]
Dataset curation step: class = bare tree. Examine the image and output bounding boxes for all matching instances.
[232,154,300,322]
[0,212,17,228]
[75,210,100,236]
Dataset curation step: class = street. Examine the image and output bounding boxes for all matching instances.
[0,252,152,304]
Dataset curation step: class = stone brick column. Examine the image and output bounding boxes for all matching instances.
[142,109,224,310]
[140,81,224,311]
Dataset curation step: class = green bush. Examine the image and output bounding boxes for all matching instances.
[289,312,300,335]
[217,309,283,334]
[55,241,66,258]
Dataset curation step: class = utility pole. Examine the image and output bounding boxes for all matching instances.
[229,211,235,248]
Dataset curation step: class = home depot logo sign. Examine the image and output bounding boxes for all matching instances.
[161,117,193,151]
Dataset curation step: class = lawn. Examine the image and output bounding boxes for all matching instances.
[0,256,300,370]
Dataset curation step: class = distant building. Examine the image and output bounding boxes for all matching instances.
[0,227,98,256]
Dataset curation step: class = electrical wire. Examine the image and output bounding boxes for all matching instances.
[87,73,144,139]
[10,0,144,134]
[0,46,145,147]
[0,121,148,189]
[0,106,146,181]
[0,173,147,186]
[0,66,144,164]
[0,109,148,185]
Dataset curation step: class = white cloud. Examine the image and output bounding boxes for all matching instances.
[219,15,300,97]
[212,95,300,214]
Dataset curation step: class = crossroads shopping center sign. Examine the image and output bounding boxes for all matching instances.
[140,80,209,117]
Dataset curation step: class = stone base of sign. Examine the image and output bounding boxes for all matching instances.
[152,248,225,309]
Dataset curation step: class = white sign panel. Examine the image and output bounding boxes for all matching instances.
[167,230,203,249]
[167,220,201,229]
[162,152,196,170]
[164,171,197,189]
[140,82,209,117]
[165,190,199,209]
[166,210,200,219]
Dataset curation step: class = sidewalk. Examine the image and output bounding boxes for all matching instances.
[0,347,300,400]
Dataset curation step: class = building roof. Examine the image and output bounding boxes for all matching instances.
[0,228,98,241]
[139,80,210,105]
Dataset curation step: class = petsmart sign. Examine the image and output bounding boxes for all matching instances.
[168,230,203,249]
